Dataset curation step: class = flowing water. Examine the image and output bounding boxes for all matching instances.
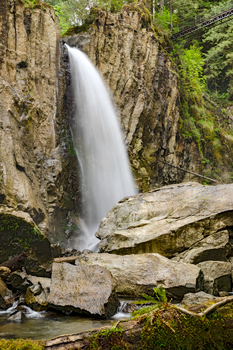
[0,301,130,340]
[66,45,137,250]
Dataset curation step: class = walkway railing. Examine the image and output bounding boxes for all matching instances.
[171,4,233,41]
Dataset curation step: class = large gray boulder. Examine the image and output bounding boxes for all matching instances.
[48,262,119,318]
[96,183,233,257]
[197,261,232,296]
[171,230,230,264]
[75,253,203,299]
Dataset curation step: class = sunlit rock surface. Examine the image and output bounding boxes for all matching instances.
[75,252,203,299]
[48,262,119,318]
[96,183,233,256]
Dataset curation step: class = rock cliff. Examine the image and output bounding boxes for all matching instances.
[64,7,201,192]
[0,0,80,253]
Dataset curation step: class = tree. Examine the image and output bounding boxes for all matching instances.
[203,0,233,99]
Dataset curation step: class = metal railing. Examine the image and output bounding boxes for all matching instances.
[171,3,233,41]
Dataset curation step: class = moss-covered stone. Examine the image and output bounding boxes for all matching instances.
[87,306,233,350]
[0,209,52,264]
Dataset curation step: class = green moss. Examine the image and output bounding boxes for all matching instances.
[62,23,91,37]
[89,327,132,350]
[0,339,45,350]
[87,306,233,350]
[0,213,51,264]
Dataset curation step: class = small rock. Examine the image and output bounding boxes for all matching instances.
[61,248,81,257]
[181,291,216,306]
[24,258,51,278]
[197,261,232,296]
[30,283,42,296]
[51,244,62,258]
[0,278,13,309]
[219,291,230,297]
[8,311,25,322]
[25,284,48,311]
[0,266,11,281]
[7,271,32,293]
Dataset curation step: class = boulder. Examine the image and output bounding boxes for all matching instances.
[0,278,13,309]
[0,253,28,272]
[197,261,232,296]
[96,183,233,257]
[0,209,52,265]
[7,271,51,295]
[48,262,119,318]
[7,271,32,294]
[8,311,25,322]
[25,284,48,311]
[24,258,52,278]
[171,230,230,264]
[0,266,11,281]
[75,253,203,299]
[181,291,217,306]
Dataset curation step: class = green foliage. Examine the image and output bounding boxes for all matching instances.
[132,286,168,321]
[140,310,233,350]
[178,44,206,95]
[0,339,45,350]
[154,8,178,33]
[203,1,233,100]
[89,327,132,350]
[89,305,233,350]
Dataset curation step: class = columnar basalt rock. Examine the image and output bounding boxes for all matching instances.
[64,8,201,191]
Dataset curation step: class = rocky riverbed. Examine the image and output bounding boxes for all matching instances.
[0,183,233,330]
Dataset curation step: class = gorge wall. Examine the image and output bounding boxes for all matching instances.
[0,0,232,253]
[0,0,80,253]
[64,6,201,192]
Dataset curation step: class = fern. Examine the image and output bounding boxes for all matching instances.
[131,286,168,321]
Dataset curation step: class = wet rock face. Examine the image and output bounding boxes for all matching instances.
[48,262,119,318]
[0,0,80,249]
[64,9,200,191]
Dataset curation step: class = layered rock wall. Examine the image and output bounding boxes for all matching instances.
[64,8,201,191]
[0,0,79,251]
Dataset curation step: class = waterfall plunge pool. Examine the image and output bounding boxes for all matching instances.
[0,301,130,340]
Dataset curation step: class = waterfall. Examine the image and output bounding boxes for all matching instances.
[66,45,137,251]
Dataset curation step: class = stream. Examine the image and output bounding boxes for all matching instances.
[0,301,130,340]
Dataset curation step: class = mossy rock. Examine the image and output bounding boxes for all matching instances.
[63,23,91,37]
[0,209,52,265]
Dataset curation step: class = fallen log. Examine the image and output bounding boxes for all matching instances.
[53,256,80,264]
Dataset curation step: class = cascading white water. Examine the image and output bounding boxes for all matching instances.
[66,45,137,250]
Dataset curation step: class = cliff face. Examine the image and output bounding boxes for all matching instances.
[0,0,79,249]
[64,8,201,192]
